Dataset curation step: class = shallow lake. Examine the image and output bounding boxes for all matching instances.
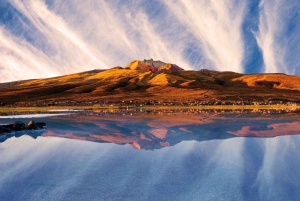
[1,109,300,201]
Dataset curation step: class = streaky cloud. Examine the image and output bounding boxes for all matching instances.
[0,0,299,82]
[0,28,59,81]
[162,0,247,73]
[255,0,300,74]
[8,0,110,70]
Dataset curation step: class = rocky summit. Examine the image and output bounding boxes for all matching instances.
[0,59,300,107]
[124,59,183,73]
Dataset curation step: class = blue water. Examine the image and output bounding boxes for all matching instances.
[1,112,300,201]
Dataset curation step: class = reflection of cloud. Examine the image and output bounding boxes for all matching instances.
[2,130,300,200]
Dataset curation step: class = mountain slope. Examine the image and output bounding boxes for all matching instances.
[0,59,300,106]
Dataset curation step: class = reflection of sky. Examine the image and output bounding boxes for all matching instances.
[1,116,300,200]
[0,0,300,82]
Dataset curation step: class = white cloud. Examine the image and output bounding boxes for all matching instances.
[255,0,283,73]
[0,28,59,81]
[0,0,299,82]
[162,0,247,73]
[255,0,300,74]
[0,0,194,82]
[9,0,110,69]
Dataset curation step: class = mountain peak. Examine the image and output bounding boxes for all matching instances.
[143,58,166,68]
[124,59,184,73]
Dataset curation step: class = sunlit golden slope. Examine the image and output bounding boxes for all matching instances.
[233,74,300,90]
[0,59,300,105]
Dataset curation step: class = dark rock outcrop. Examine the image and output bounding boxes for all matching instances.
[0,120,46,134]
[13,121,26,131]
[0,125,14,134]
[26,121,47,130]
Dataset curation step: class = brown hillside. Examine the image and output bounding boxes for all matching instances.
[0,59,300,106]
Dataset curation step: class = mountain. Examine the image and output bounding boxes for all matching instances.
[0,59,300,106]
[124,59,183,73]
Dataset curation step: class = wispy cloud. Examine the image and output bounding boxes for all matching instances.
[162,0,247,73]
[9,0,110,69]
[0,28,59,81]
[0,0,299,82]
[255,0,284,73]
[255,0,300,74]
[0,0,193,82]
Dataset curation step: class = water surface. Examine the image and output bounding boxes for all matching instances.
[1,110,300,200]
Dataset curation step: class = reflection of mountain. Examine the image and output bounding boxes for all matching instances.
[228,122,300,137]
[38,115,300,150]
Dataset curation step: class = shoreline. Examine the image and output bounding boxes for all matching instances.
[0,105,300,112]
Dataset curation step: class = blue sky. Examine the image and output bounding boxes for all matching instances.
[0,0,299,82]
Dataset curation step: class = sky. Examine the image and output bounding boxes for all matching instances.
[0,0,299,82]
